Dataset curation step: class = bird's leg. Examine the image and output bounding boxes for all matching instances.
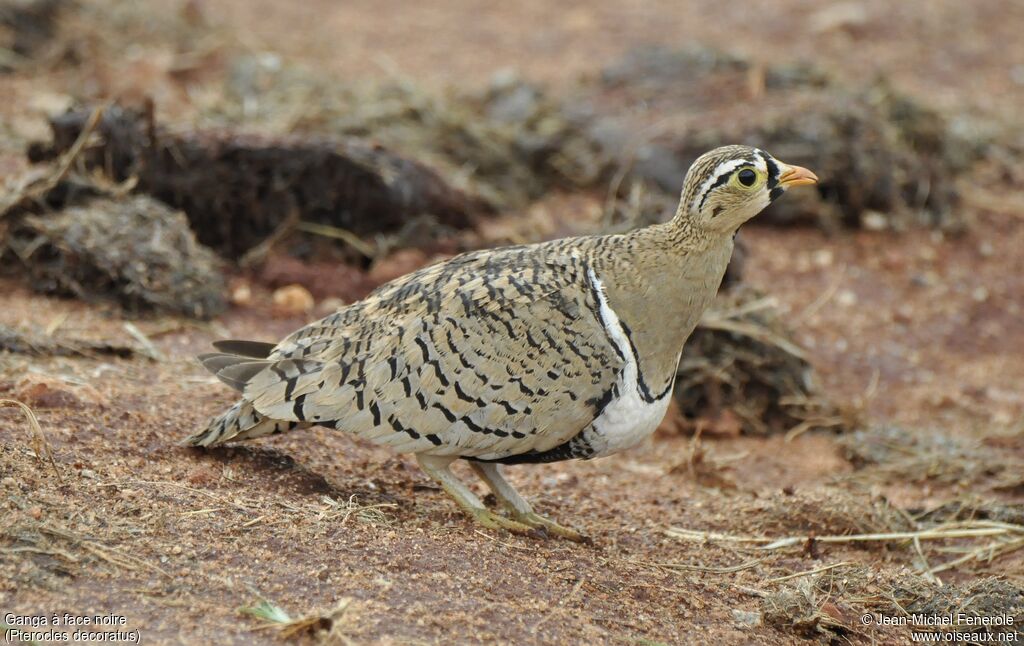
[468,462,590,543]
[415,454,536,535]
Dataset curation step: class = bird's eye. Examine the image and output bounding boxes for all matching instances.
[737,169,757,187]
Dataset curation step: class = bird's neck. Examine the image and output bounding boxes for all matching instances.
[592,220,734,398]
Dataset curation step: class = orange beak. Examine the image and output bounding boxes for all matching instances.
[777,163,819,188]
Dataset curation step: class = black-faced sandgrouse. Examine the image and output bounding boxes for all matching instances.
[185,145,817,542]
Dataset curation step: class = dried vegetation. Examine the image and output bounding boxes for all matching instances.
[1,107,226,318]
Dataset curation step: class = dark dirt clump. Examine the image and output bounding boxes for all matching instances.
[28,105,491,259]
[1,151,227,318]
[1,109,224,321]
[892,577,1024,640]
[674,286,850,435]
[740,487,912,539]
[17,195,226,318]
[916,500,1024,527]
[762,576,857,639]
[0,0,66,66]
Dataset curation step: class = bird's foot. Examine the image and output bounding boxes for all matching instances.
[469,507,540,536]
[510,510,591,544]
[465,461,591,543]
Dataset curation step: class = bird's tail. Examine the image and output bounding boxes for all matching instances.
[183,398,311,447]
[184,339,312,447]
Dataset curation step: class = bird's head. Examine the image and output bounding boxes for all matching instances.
[678,145,818,234]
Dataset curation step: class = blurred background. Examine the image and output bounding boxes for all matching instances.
[2,1,1023,643]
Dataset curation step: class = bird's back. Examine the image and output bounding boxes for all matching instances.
[190,236,631,460]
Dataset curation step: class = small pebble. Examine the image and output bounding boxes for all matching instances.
[272,284,315,316]
[893,304,914,323]
[731,609,762,627]
[231,282,253,307]
[861,210,888,231]
[1,476,16,488]
[911,272,939,288]
[812,248,834,268]
[993,410,1014,425]
[1012,64,1024,86]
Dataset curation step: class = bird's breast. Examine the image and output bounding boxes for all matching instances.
[586,377,674,457]
[582,266,677,457]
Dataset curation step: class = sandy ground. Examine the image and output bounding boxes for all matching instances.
[2,1,1023,644]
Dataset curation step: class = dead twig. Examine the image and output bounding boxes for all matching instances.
[635,557,765,575]
[296,220,376,258]
[122,322,165,362]
[0,545,80,563]
[238,206,301,269]
[666,523,1016,548]
[0,104,106,216]
[764,561,855,584]
[666,521,1024,577]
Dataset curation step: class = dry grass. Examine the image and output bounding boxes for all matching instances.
[0,398,61,482]
[1,518,173,586]
[838,426,1024,492]
[667,519,1024,581]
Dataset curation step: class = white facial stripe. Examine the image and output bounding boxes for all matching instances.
[693,153,772,212]
[751,150,769,174]
[691,158,747,212]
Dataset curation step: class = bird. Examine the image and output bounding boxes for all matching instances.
[184,145,817,542]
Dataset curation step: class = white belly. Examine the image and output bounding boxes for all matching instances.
[588,380,673,456]
[585,267,676,457]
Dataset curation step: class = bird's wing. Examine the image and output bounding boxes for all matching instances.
[237,242,626,459]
